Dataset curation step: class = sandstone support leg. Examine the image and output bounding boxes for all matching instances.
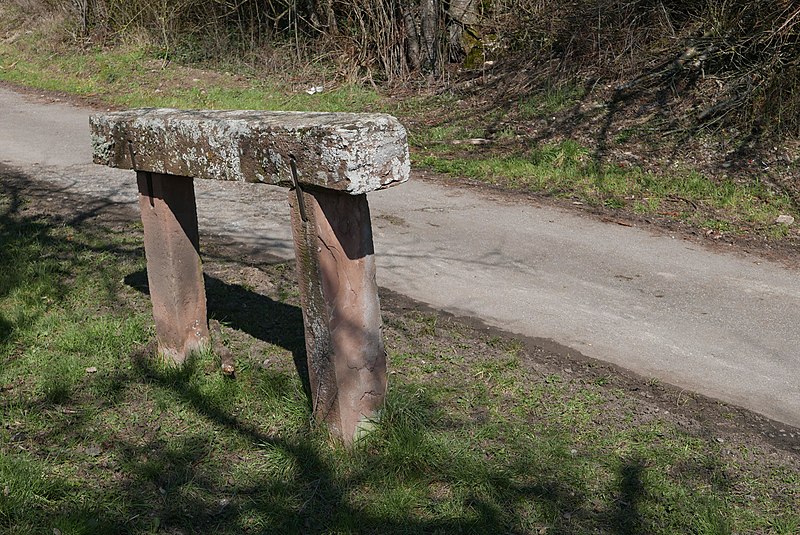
[290,188,387,445]
[137,171,209,364]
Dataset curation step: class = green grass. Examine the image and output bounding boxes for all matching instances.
[0,34,379,113]
[519,84,587,118]
[1,174,799,534]
[407,124,486,148]
[420,140,798,234]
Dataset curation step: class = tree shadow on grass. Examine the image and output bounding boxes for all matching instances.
[116,271,598,532]
[0,314,12,346]
[0,168,147,362]
[123,268,311,401]
[612,458,645,535]
[89,355,598,534]
[3,329,604,533]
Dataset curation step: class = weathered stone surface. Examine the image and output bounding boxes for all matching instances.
[91,109,410,194]
[137,172,209,364]
[290,188,387,445]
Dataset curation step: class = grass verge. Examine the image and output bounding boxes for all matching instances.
[418,141,798,238]
[2,167,799,534]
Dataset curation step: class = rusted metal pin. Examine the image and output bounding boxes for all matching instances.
[289,155,308,223]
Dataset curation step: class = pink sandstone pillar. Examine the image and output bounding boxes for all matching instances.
[290,187,387,445]
[137,171,209,364]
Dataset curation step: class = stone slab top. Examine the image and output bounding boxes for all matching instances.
[90,109,410,194]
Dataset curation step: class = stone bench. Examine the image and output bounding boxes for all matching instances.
[90,109,410,444]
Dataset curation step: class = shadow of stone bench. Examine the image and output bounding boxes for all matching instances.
[90,109,410,444]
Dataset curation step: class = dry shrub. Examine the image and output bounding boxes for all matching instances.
[321,0,414,84]
[487,0,800,136]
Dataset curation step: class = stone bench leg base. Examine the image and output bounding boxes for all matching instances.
[137,172,209,364]
[290,188,387,445]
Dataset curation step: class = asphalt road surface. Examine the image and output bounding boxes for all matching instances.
[1,86,798,428]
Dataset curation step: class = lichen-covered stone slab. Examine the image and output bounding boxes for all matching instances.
[90,109,410,194]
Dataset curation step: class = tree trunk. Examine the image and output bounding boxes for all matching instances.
[313,0,337,34]
[402,2,421,71]
[420,0,440,76]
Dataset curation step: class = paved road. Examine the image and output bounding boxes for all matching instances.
[2,86,798,427]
